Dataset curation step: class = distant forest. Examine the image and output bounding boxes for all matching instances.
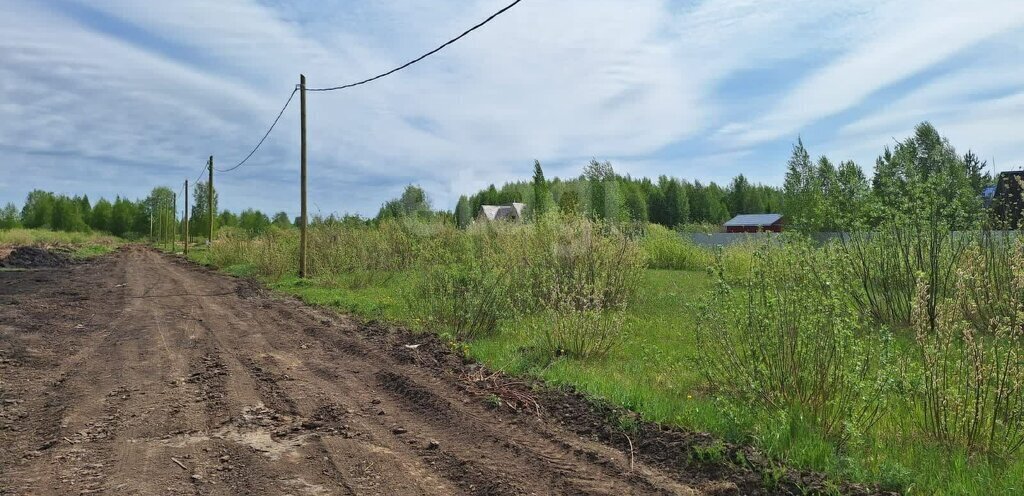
[455,122,997,231]
[0,182,291,239]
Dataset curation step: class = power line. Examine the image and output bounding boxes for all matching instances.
[215,87,299,173]
[194,159,209,184]
[306,0,523,92]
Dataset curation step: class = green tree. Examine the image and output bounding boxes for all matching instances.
[109,197,137,237]
[584,159,615,220]
[782,138,823,231]
[835,160,870,229]
[623,182,648,222]
[455,195,472,228]
[191,180,218,240]
[90,199,112,232]
[52,196,89,232]
[239,209,271,233]
[377,185,432,220]
[871,122,981,229]
[218,211,239,228]
[728,174,757,215]
[531,160,554,218]
[0,202,20,229]
[271,211,291,228]
[21,190,56,229]
[558,189,581,215]
[146,187,176,241]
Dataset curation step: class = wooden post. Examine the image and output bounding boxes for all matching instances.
[172,192,177,253]
[299,74,308,278]
[184,180,189,255]
[208,156,214,244]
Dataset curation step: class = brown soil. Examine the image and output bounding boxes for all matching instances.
[0,247,72,269]
[0,246,887,495]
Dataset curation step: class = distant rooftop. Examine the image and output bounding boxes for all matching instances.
[723,213,783,227]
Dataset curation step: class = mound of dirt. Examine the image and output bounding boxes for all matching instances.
[0,247,72,268]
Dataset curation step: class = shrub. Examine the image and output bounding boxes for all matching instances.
[912,237,1024,457]
[842,221,966,328]
[210,227,297,279]
[718,238,760,282]
[538,306,626,359]
[506,214,645,314]
[695,241,894,447]
[515,215,645,358]
[208,227,252,268]
[407,257,512,341]
[308,220,414,287]
[640,224,713,270]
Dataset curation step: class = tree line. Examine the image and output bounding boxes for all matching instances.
[452,121,1000,232]
[782,122,993,231]
[454,160,782,229]
[2,121,1008,236]
[0,182,293,239]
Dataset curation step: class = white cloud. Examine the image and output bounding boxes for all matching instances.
[2,0,1023,216]
[719,0,1024,146]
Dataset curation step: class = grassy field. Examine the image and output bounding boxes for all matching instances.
[0,228,121,259]
[181,221,1024,495]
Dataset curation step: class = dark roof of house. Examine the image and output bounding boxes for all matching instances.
[723,213,783,227]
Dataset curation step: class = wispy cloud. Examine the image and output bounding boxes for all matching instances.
[1,0,1023,216]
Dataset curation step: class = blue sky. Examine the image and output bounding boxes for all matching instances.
[2,0,1023,217]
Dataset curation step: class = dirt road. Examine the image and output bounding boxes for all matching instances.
[1,246,741,495]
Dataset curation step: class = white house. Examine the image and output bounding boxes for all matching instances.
[478,203,526,222]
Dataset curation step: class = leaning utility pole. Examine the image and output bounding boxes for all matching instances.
[299,74,308,278]
[208,156,214,244]
[184,180,189,255]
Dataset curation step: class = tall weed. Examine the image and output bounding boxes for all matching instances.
[640,224,713,271]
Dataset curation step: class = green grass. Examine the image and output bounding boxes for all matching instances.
[183,249,1024,494]
[0,228,120,248]
[70,244,116,259]
[0,228,121,260]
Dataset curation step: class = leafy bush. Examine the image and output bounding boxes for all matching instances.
[640,224,713,270]
[407,258,512,341]
[506,214,644,313]
[695,241,894,447]
[912,237,1024,457]
[538,306,626,359]
[520,215,644,358]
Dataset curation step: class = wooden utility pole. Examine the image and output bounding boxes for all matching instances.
[184,180,189,255]
[208,156,214,244]
[172,193,177,253]
[299,74,308,278]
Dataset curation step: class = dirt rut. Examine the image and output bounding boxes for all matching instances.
[0,246,730,495]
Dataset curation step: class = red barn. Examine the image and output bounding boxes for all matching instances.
[723,213,784,233]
